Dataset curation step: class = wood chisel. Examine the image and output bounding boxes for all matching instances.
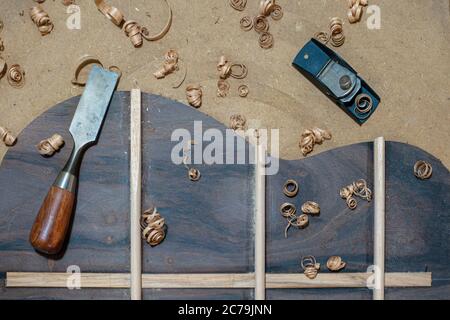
[29,65,119,255]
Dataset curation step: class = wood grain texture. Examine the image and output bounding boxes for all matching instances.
[29,186,76,255]
[6,272,431,289]
[0,92,449,300]
[130,89,142,300]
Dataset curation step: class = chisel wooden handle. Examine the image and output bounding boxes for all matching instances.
[29,185,76,255]
[30,146,82,255]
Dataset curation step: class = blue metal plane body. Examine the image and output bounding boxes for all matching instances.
[293,39,380,125]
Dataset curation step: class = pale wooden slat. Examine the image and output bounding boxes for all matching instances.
[6,272,431,289]
[373,137,386,300]
[130,88,142,300]
[255,133,266,300]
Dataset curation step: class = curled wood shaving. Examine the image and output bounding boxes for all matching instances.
[314,31,330,44]
[217,79,230,97]
[153,49,179,79]
[240,16,253,31]
[30,6,54,36]
[71,56,103,86]
[414,160,433,180]
[95,0,124,26]
[0,126,17,147]
[283,179,299,198]
[270,4,283,20]
[259,0,276,16]
[299,127,332,156]
[327,256,346,271]
[259,31,273,49]
[301,201,320,215]
[186,85,202,108]
[346,196,358,210]
[7,64,25,88]
[123,20,143,47]
[254,15,269,33]
[188,168,201,181]
[340,179,372,210]
[238,84,249,97]
[352,179,372,201]
[141,207,166,246]
[355,93,373,114]
[280,202,296,218]
[0,57,6,79]
[301,256,320,280]
[230,0,247,11]
[230,63,248,79]
[229,114,247,131]
[347,0,368,24]
[329,17,345,47]
[96,0,172,46]
[0,38,4,52]
[284,213,309,238]
[217,56,232,79]
[37,134,65,156]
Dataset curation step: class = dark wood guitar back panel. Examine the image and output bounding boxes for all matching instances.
[0,92,448,300]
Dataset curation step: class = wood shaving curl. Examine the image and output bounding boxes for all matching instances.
[352,179,372,201]
[71,56,121,86]
[340,179,372,210]
[217,56,232,79]
[95,0,172,47]
[347,0,368,24]
[285,214,309,238]
[254,15,269,33]
[238,84,249,98]
[186,85,202,108]
[7,64,25,88]
[240,16,253,31]
[188,168,201,181]
[0,126,17,147]
[270,4,283,20]
[141,208,166,246]
[0,58,6,79]
[301,201,320,215]
[30,6,54,36]
[153,49,179,79]
[123,20,144,47]
[37,134,64,156]
[230,0,247,11]
[314,31,330,44]
[414,160,433,180]
[259,0,276,16]
[301,256,320,280]
[230,63,248,79]
[346,196,358,210]
[217,79,230,97]
[329,17,345,47]
[327,256,346,271]
[280,202,296,218]
[229,114,247,131]
[299,127,332,156]
[259,31,273,49]
[283,179,299,198]
[0,38,4,52]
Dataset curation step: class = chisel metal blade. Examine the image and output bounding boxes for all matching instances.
[69,65,119,147]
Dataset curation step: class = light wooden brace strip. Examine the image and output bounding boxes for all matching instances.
[130,89,142,300]
[254,131,266,300]
[6,272,431,289]
[373,137,385,300]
